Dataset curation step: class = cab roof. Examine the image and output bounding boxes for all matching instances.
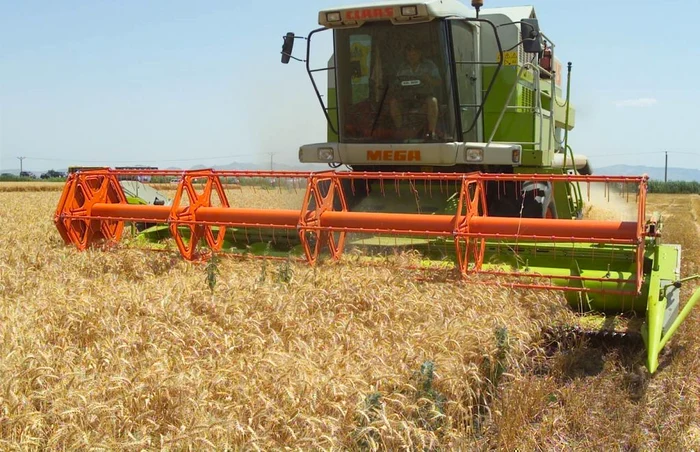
[318,0,536,27]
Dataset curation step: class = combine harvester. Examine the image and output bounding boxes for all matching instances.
[54,0,698,373]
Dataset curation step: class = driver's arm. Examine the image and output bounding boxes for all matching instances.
[422,60,441,88]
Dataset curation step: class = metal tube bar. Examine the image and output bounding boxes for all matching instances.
[481,269,635,284]
[88,203,637,243]
[71,168,647,185]
[321,211,454,234]
[71,169,315,178]
[91,203,300,228]
[196,207,299,227]
[92,203,171,220]
[469,217,638,242]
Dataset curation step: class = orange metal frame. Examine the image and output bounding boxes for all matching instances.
[55,169,649,292]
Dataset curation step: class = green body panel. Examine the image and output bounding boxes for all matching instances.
[479,241,645,313]
[125,196,147,205]
[640,243,680,373]
[551,180,578,219]
[482,66,534,148]
[481,66,556,165]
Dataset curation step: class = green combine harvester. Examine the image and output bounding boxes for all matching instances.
[55,0,698,373]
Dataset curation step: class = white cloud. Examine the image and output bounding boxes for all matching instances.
[614,97,658,108]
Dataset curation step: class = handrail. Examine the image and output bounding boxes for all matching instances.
[659,276,700,350]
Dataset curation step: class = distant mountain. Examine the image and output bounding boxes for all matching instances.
[593,165,700,182]
[177,161,328,172]
[211,161,328,172]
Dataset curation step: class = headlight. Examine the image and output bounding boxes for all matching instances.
[326,12,342,22]
[512,149,521,163]
[401,5,418,16]
[318,147,334,161]
[465,148,484,162]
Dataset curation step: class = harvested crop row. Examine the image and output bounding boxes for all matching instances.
[0,182,65,192]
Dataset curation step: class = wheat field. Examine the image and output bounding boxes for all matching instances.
[1,186,698,450]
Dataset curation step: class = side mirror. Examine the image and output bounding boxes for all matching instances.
[520,18,543,54]
[281,32,295,64]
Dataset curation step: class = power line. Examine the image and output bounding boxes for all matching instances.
[584,151,698,157]
[584,151,654,157]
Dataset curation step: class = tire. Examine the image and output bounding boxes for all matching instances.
[544,199,557,219]
[521,182,556,219]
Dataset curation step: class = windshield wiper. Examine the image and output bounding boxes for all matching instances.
[370,83,390,137]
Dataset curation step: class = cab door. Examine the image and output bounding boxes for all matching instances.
[450,21,481,143]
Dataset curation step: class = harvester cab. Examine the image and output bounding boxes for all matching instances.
[282,0,588,219]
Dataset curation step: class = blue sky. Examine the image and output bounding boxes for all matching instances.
[2,0,699,173]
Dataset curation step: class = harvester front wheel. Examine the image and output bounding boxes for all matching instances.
[545,200,557,219]
[521,196,557,219]
[521,182,557,219]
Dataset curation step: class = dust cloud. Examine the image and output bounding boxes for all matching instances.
[580,181,640,222]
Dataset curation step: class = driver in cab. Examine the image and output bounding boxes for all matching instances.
[389,42,441,141]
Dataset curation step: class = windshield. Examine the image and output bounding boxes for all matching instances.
[335,21,456,143]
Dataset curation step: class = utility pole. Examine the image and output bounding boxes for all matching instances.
[664,151,668,183]
[266,152,276,171]
[17,156,26,175]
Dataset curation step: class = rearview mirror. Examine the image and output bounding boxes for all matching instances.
[520,18,543,54]
[281,32,295,64]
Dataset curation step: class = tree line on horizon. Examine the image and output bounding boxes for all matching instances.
[647,180,700,194]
